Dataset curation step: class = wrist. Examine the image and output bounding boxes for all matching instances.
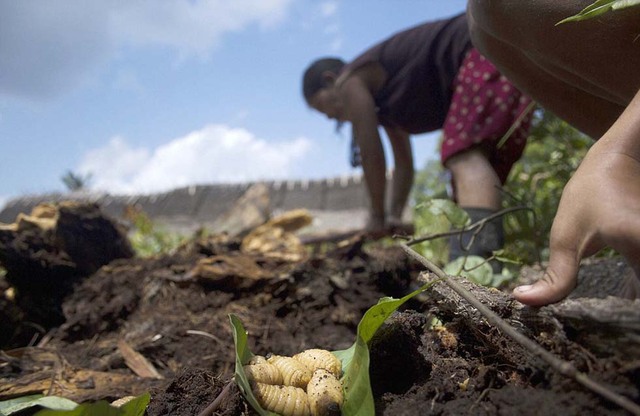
[594,90,640,160]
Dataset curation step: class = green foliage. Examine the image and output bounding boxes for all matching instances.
[411,160,451,265]
[229,282,439,416]
[34,393,149,416]
[229,314,268,416]
[412,200,518,287]
[0,393,149,416]
[411,159,448,204]
[444,255,515,288]
[558,0,640,24]
[126,208,186,257]
[0,395,77,415]
[502,110,591,264]
[410,110,591,273]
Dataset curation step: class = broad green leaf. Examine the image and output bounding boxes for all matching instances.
[0,395,78,415]
[34,401,121,416]
[418,199,469,228]
[332,283,438,416]
[229,281,439,416]
[445,256,518,288]
[332,336,371,416]
[229,314,273,416]
[558,0,640,23]
[490,269,516,288]
[445,256,494,286]
[33,393,149,416]
[117,393,150,416]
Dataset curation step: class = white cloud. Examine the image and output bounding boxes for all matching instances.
[320,1,338,17]
[0,0,295,100]
[111,0,294,60]
[78,124,312,195]
[317,1,342,53]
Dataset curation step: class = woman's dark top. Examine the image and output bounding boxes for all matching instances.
[343,13,472,134]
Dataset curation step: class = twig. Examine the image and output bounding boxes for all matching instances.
[197,379,234,416]
[401,206,531,247]
[400,243,640,416]
[186,330,223,344]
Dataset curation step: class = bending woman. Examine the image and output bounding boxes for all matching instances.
[302,12,532,263]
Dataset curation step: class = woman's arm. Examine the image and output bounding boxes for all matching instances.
[341,75,388,232]
[384,126,413,224]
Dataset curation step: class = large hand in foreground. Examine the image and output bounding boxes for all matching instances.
[513,148,640,306]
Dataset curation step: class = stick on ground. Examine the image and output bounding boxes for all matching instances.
[400,243,640,416]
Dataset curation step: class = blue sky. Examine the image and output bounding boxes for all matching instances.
[0,0,467,210]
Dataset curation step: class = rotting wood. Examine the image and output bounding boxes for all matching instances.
[400,243,640,416]
[117,339,163,379]
[0,347,153,403]
[546,297,640,358]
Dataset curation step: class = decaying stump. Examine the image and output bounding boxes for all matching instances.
[419,266,640,366]
[547,297,640,358]
[0,201,134,346]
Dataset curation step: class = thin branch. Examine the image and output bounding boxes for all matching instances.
[401,206,531,246]
[400,243,640,416]
[197,379,234,416]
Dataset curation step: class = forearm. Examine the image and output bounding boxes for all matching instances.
[386,127,413,220]
[341,75,388,223]
[358,132,387,220]
[595,88,640,160]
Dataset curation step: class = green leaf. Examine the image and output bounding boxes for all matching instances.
[117,393,150,416]
[419,199,469,228]
[34,401,120,416]
[32,393,149,416]
[0,395,77,415]
[445,256,494,286]
[229,282,439,416]
[229,314,274,416]
[332,337,371,416]
[557,0,640,24]
[333,283,438,416]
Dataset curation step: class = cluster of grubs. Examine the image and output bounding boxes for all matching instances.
[244,348,344,416]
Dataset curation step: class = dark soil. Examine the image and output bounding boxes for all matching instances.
[1,204,639,416]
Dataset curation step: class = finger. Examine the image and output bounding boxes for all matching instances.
[513,245,580,307]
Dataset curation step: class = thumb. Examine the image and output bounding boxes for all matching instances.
[513,245,580,307]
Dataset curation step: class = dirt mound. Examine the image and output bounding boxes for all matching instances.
[1,202,639,415]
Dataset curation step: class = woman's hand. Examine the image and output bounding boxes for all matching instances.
[513,145,640,306]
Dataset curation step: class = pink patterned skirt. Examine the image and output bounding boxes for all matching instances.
[441,48,534,184]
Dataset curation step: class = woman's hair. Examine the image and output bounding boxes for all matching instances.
[302,57,345,102]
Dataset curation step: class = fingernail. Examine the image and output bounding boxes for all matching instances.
[514,285,533,293]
